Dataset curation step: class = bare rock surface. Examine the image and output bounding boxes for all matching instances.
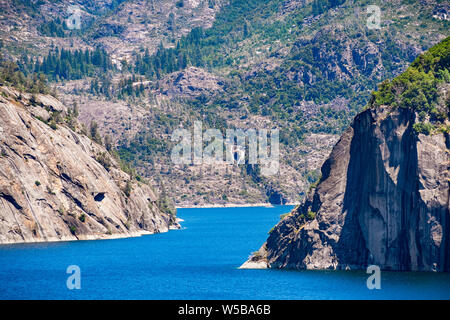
[158,67,225,98]
[243,105,449,271]
[0,87,179,244]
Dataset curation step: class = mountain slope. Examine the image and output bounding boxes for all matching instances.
[1,0,449,206]
[105,0,450,205]
[0,85,179,244]
[242,37,450,272]
[0,0,225,59]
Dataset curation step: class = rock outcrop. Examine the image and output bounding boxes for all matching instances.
[0,86,179,244]
[242,39,450,272]
[242,104,449,272]
[158,67,225,98]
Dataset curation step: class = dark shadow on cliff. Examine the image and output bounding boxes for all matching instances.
[335,107,448,271]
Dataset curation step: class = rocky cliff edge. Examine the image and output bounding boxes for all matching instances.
[0,86,179,244]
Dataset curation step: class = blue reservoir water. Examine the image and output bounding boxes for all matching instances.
[0,205,449,300]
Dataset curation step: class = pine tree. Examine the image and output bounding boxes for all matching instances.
[90,121,103,145]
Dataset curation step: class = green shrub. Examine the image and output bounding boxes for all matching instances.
[438,124,450,134]
[46,185,56,195]
[48,120,58,130]
[124,180,132,198]
[158,194,176,217]
[96,152,112,171]
[413,122,434,135]
[306,210,316,221]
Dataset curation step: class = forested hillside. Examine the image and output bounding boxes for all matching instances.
[1,0,448,206]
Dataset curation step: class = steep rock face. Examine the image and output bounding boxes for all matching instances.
[290,24,419,86]
[0,87,179,244]
[158,67,225,98]
[242,105,449,271]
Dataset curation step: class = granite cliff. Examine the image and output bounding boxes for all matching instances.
[0,86,179,244]
[242,38,450,272]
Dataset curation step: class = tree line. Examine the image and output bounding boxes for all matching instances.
[20,47,115,82]
[0,54,48,94]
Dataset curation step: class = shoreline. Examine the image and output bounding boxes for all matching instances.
[0,230,161,246]
[0,223,183,246]
[1,205,296,245]
[176,202,298,209]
